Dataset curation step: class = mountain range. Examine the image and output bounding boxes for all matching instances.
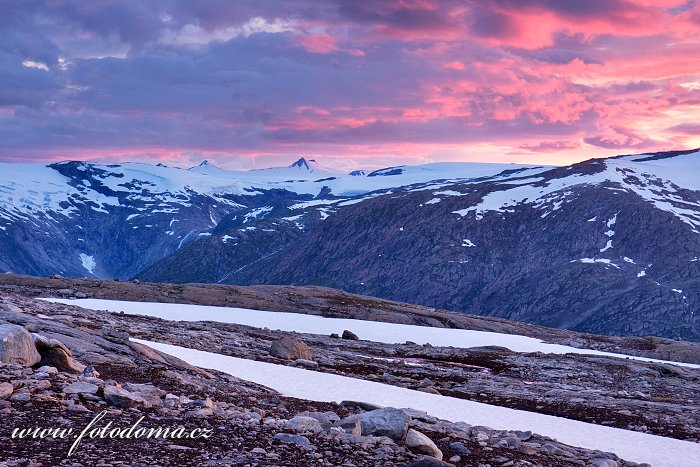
[1,150,699,340]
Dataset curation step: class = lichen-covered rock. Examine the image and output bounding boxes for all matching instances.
[0,324,41,366]
[269,336,312,360]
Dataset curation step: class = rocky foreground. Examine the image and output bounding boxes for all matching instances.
[1,276,698,465]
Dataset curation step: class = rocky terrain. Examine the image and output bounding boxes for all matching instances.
[1,277,698,465]
[2,274,699,365]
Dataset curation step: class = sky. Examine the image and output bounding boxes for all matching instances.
[2,0,700,171]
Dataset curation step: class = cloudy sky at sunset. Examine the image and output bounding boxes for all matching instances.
[2,0,700,170]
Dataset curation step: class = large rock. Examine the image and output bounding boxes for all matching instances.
[33,334,86,373]
[273,432,314,448]
[405,428,443,460]
[0,382,14,399]
[103,385,152,408]
[335,407,409,440]
[342,330,359,340]
[63,381,99,395]
[283,416,324,434]
[269,336,312,360]
[0,324,41,366]
[296,411,340,430]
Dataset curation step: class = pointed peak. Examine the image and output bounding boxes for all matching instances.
[289,157,319,171]
[199,160,210,166]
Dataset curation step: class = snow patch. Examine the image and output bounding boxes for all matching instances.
[46,299,699,370]
[135,338,700,467]
[79,254,96,275]
[243,206,273,223]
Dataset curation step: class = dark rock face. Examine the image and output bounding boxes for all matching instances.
[232,181,700,340]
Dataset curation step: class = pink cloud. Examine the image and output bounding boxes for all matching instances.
[296,33,338,54]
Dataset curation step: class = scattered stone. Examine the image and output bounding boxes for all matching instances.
[405,456,455,467]
[63,381,99,395]
[336,407,409,440]
[269,336,312,360]
[273,432,314,449]
[284,416,324,434]
[342,330,359,340]
[0,382,14,399]
[448,441,471,455]
[10,392,31,402]
[405,428,443,460]
[0,303,23,313]
[295,358,319,369]
[103,385,151,408]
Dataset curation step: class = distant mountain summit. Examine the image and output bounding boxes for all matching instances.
[288,157,320,171]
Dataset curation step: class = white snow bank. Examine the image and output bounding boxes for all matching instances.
[135,338,700,467]
[44,299,700,369]
[78,254,96,275]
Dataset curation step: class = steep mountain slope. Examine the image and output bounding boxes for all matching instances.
[139,150,700,340]
[0,157,536,279]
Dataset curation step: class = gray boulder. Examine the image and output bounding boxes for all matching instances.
[269,336,312,360]
[273,432,314,449]
[63,381,99,395]
[296,411,340,430]
[103,385,152,408]
[283,416,324,434]
[0,324,41,366]
[335,407,409,440]
[405,428,443,460]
